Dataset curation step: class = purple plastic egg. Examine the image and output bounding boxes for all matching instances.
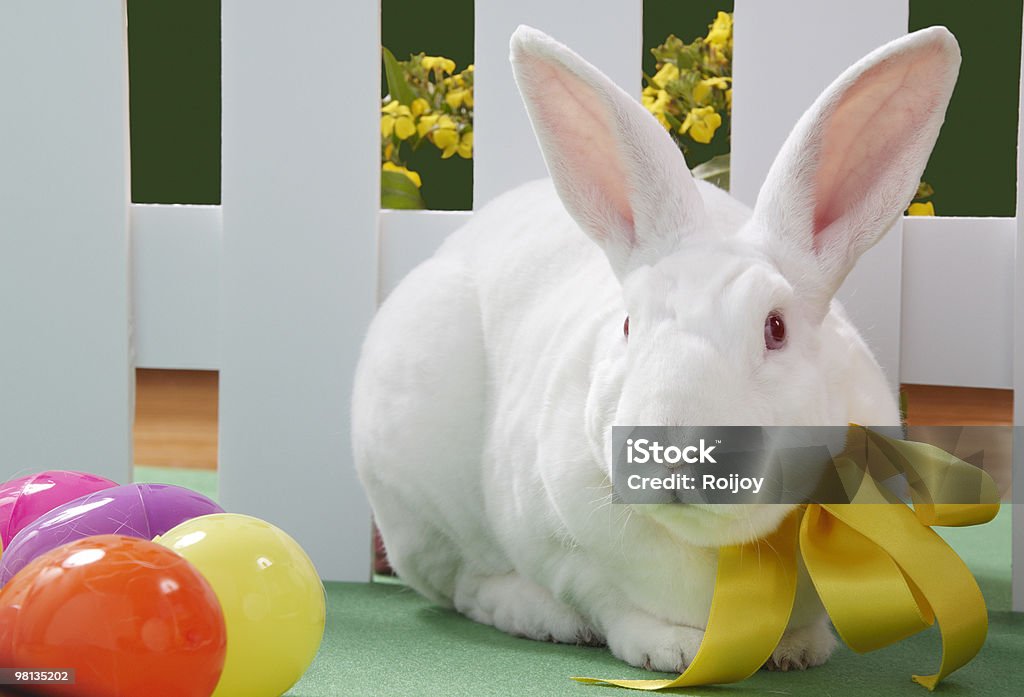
[0,471,117,549]
[0,483,222,585]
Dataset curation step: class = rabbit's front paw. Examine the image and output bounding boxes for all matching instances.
[606,613,704,673]
[454,571,599,645]
[763,620,836,671]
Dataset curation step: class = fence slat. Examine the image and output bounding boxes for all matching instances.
[473,0,642,207]
[132,205,221,370]
[1013,5,1024,613]
[220,0,378,581]
[0,0,133,483]
[732,0,908,389]
[379,211,471,300]
[901,217,1015,389]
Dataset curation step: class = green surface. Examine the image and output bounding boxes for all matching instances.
[134,467,1020,697]
[133,465,219,500]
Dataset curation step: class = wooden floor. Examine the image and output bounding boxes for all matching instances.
[134,369,218,469]
[900,384,1014,498]
[133,370,1014,471]
[901,383,1014,426]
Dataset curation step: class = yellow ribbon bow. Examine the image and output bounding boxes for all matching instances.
[576,425,1000,691]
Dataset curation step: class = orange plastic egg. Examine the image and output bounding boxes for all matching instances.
[0,535,226,697]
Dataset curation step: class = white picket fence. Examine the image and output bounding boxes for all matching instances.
[0,0,1020,607]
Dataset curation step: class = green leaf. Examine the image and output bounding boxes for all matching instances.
[676,43,701,70]
[671,71,701,101]
[663,111,683,131]
[382,47,416,106]
[381,170,426,209]
[691,152,730,191]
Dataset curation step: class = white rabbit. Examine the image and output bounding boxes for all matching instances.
[353,25,959,673]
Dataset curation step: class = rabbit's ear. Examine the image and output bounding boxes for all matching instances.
[753,27,959,316]
[510,26,707,279]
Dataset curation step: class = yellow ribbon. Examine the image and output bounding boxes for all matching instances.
[575,426,999,691]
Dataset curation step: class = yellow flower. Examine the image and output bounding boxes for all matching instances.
[394,117,416,140]
[382,161,422,188]
[422,55,456,74]
[456,130,473,159]
[679,106,722,144]
[651,62,680,89]
[726,88,733,109]
[907,201,935,216]
[411,98,431,117]
[641,86,663,109]
[380,102,415,140]
[641,87,672,130]
[439,131,471,159]
[430,115,458,151]
[428,115,471,159]
[416,112,440,138]
[446,88,471,109]
[383,142,394,160]
[692,77,731,105]
[704,11,732,48]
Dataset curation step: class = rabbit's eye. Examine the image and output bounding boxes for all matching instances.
[765,311,786,350]
[623,316,630,340]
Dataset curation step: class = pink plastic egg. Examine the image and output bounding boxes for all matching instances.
[0,471,117,550]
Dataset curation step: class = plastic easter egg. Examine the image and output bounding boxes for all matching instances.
[155,514,326,697]
[0,483,223,585]
[0,535,226,697]
[0,470,116,549]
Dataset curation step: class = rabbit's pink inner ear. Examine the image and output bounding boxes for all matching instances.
[811,46,948,244]
[517,56,635,245]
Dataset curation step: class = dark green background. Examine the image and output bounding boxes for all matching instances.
[127,0,221,205]
[909,1,1022,216]
[127,0,1021,216]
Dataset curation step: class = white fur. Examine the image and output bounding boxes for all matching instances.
[353,25,959,673]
